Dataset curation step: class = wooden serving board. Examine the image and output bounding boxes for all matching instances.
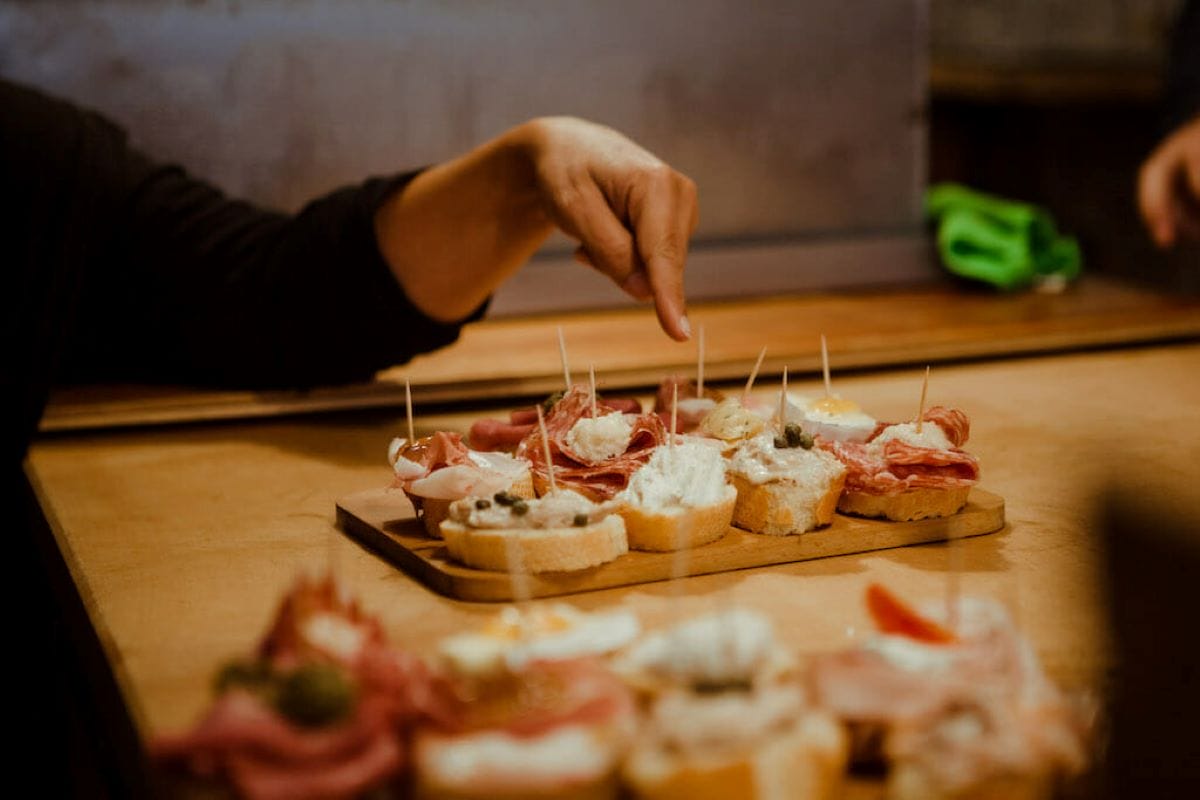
[335,487,1006,602]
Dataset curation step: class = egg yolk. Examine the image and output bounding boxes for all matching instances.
[808,396,861,416]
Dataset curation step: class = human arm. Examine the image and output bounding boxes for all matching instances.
[374,116,697,341]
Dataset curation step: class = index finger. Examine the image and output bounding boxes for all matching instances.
[628,168,697,341]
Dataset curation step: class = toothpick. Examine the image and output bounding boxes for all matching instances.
[915,366,930,433]
[778,366,788,431]
[820,334,833,397]
[697,325,706,398]
[557,326,571,390]
[535,404,557,493]
[405,379,415,443]
[742,346,767,404]
[670,382,678,448]
[589,363,597,418]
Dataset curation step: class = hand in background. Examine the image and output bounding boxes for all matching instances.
[375,116,697,341]
[1138,115,1200,248]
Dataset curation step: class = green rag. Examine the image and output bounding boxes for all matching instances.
[924,183,1082,291]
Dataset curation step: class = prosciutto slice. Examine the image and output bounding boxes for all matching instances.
[653,375,723,433]
[516,387,667,500]
[469,394,643,452]
[825,406,980,495]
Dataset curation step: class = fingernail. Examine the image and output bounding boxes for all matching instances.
[678,315,692,340]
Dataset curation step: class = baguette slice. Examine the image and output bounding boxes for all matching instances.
[622,710,847,800]
[414,471,536,538]
[837,486,970,522]
[730,472,845,536]
[440,514,628,573]
[619,487,736,551]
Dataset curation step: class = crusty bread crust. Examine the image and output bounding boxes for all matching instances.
[887,763,1055,800]
[622,711,847,800]
[618,488,736,551]
[440,514,628,573]
[730,473,846,535]
[837,486,970,522]
[413,472,536,538]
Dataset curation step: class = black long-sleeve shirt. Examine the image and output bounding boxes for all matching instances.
[3,78,481,463]
[1165,0,1200,133]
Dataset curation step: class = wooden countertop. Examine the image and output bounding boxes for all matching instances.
[24,337,1200,795]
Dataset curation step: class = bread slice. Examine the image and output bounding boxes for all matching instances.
[621,710,847,800]
[730,473,845,536]
[414,472,536,538]
[440,515,628,573]
[837,486,970,522]
[619,488,736,551]
[887,763,1055,800]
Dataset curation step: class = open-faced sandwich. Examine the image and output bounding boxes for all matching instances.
[440,489,629,573]
[468,390,642,453]
[390,431,534,537]
[150,573,442,800]
[821,407,980,521]
[810,584,1093,799]
[726,424,848,535]
[785,392,879,443]
[616,438,736,551]
[615,609,847,800]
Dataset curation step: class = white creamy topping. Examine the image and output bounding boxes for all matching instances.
[566,412,633,463]
[653,684,804,751]
[623,608,776,686]
[447,490,615,529]
[439,604,641,675]
[426,725,613,782]
[300,613,368,661]
[728,434,846,487]
[618,441,731,510]
[676,396,717,418]
[864,634,958,674]
[466,450,532,478]
[868,421,952,456]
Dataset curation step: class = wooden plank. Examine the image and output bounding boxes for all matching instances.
[40,276,1200,431]
[335,487,1006,602]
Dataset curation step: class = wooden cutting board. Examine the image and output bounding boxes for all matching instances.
[335,487,1006,602]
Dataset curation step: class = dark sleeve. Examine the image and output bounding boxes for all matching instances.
[1164,0,1200,133]
[4,78,484,460]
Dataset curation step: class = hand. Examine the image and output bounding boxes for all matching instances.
[521,117,698,341]
[376,116,697,341]
[1138,114,1200,248]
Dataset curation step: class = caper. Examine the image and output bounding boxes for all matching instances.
[475,498,492,509]
[275,663,356,727]
[541,390,565,415]
[511,499,530,516]
[798,432,815,450]
[783,422,804,447]
[214,659,274,695]
[493,491,516,506]
[572,513,589,527]
[773,434,789,449]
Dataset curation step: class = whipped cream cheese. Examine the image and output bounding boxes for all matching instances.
[868,421,952,455]
[623,609,776,687]
[728,434,846,487]
[566,412,633,463]
[618,441,731,510]
[652,684,804,751]
[426,725,613,782]
[447,490,616,529]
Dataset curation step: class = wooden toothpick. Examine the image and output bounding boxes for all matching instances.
[916,366,930,433]
[589,363,597,418]
[742,346,767,404]
[405,379,415,443]
[820,334,833,398]
[778,366,788,431]
[697,325,706,398]
[557,326,572,390]
[670,382,679,449]
[536,404,557,493]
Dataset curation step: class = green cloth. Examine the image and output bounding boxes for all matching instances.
[924,183,1082,291]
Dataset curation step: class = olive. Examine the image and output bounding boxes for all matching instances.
[572,513,589,527]
[214,659,274,695]
[511,499,530,516]
[493,491,516,506]
[475,498,492,509]
[275,663,356,727]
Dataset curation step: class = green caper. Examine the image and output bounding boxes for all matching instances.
[493,491,516,506]
[214,659,274,695]
[773,434,789,449]
[541,390,565,415]
[572,513,589,527]
[511,499,530,516]
[275,663,356,727]
[783,422,804,447]
[475,498,492,509]
[798,432,815,450]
